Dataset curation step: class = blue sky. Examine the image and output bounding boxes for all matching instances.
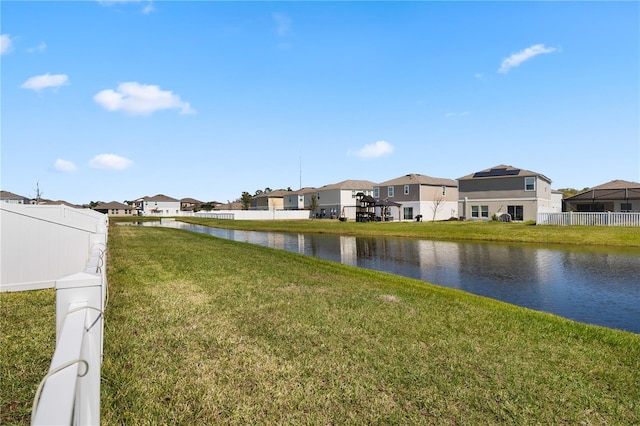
[2,1,639,205]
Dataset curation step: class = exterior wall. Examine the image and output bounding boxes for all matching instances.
[141,200,180,215]
[458,175,551,221]
[283,193,305,210]
[375,183,458,221]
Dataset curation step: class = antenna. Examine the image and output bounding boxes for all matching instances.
[299,148,302,190]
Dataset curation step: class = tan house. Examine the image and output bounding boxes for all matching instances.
[250,190,289,210]
[283,187,317,210]
[458,164,558,222]
[374,174,458,221]
[315,180,376,219]
[94,201,134,216]
[564,180,640,212]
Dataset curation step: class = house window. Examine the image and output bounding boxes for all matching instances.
[373,188,379,198]
[125,209,131,215]
[441,186,446,196]
[481,205,489,218]
[507,205,524,221]
[403,207,414,220]
[352,190,356,198]
[404,185,409,195]
[471,206,479,218]
[621,203,632,212]
[525,177,535,191]
[388,186,394,197]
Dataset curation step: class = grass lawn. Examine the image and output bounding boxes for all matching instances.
[2,224,639,424]
[175,217,640,248]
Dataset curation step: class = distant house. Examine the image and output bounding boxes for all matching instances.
[250,190,289,210]
[1,190,29,204]
[283,187,316,210]
[458,164,559,222]
[564,180,640,212]
[93,201,134,216]
[315,180,376,219]
[134,194,181,216]
[213,201,242,210]
[375,174,458,221]
[180,198,203,212]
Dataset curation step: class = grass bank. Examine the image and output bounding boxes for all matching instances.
[174,217,640,248]
[3,225,639,424]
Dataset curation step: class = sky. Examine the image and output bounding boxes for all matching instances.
[1,1,639,205]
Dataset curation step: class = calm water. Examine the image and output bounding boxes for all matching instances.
[148,221,640,334]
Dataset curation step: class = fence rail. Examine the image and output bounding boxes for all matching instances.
[537,212,640,226]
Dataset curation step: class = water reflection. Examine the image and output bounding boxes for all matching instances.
[143,221,640,334]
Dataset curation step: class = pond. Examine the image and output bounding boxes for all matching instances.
[143,221,640,334]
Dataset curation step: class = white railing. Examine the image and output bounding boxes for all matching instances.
[537,212,640,226]
[0,204,107,425]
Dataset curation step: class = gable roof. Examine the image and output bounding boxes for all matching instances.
[288,187,317,195]
[181,197,202,204]
[378,173,457,187]
[458,164,551,184]
[138,194,179,202]
[0,190,29,200]
[95,201,131,210]
[318,179,376,191]
[252,190,290,199]
[566,180,640,201]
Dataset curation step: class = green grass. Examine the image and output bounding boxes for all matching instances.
[174,217,640,248]
[3,224,639,424]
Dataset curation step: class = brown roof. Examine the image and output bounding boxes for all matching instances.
[252,190,290,199]
[0,190,29,200]
[139,194,179,202]
[378,173,457,187]
[95,201,131,210]
[318,179,377,191]
[566,180,640,201]
[458,164,551,183]
[181,198,202,204]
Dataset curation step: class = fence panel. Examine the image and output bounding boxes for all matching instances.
[537,212,640,226]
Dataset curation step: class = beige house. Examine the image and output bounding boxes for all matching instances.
[315,180,376,219]
[250,190,289,210]
[94,201,134,216]
[375,174,458,221]
[134,194,181,216]
[458,165,558,222]
[564,180,640,212]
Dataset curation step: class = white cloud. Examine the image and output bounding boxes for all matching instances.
[27,42,47,53]
[445,111,470,118]
[89,154,134,170]
[1,34,14,55]
[498,44,557,74]
[98,0,154,14]
[273,13,292,36]
[350,140,395,160]
[21,73,69,91]
[54,159,78,172]
[94,82,195,115]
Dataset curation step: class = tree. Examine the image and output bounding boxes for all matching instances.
[310,194,319,219]
[33,182,44,204]
[430,194,445,222]
[240,192,252,210]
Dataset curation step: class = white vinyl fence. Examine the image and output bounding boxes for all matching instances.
[537,211,640,226]
[1,204,107,425]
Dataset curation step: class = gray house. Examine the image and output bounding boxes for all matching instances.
[458,165,558,222]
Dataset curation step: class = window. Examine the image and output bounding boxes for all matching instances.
[388,186,394,197]
[481,205,489,218]
[471,206,479,218]
[525,177,535,191]
[621,203,633,212]
[352,190,356,198]
[507,205,524,221]
[404,185,409,195]
[373,187,380,198]
[441,186,446,196]
[403,207,414,220]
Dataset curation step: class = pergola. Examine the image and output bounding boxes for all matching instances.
[375,199,402,221]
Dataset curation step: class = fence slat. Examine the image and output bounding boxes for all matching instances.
[537,212,640,226]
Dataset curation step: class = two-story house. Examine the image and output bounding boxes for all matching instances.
[250,190,289,210]
[374,174,458,221]
[134,194,181,216]
[458,165,558,222]
[1,190,30,204]
[283,187,317,210]
[315,180,376,219]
